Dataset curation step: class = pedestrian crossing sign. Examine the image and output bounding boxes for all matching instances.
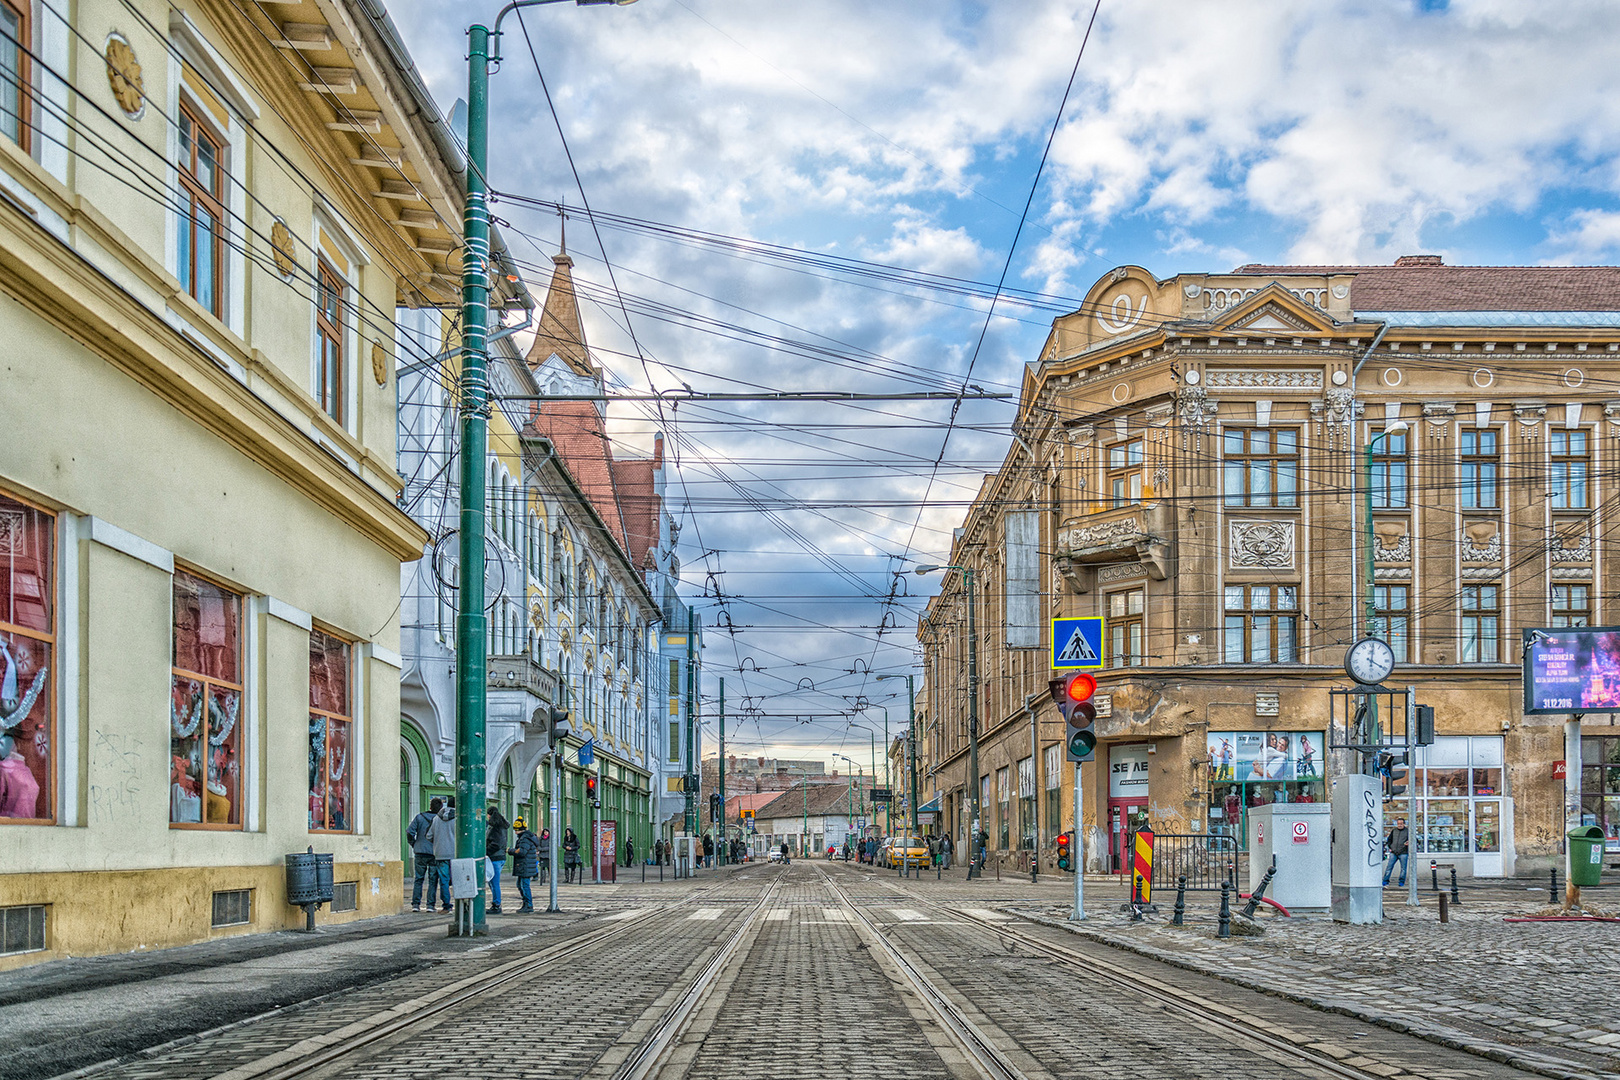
[1051,617,1105,669]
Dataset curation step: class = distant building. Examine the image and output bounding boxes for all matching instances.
[752,782,871,858]
[919,257,1620,879]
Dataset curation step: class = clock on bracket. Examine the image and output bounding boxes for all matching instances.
[1344,637,1396,685]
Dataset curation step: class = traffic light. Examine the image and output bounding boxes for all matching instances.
[1056,831,1072,872]
[1414,704,1435,746]
[535,705,571,750]
[1049,672,1098,763]
[1379,750,1410,801]
[585,775,599,806]
[710,792,723,822]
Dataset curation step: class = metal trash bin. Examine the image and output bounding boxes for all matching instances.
[313,852,334,903]
[285,851,320,904]
[1568,826,1606,887]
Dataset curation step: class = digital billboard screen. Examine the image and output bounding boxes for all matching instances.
[1522,626,1620,714]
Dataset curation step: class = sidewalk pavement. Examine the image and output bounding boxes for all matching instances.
[1017,888,1620,1080]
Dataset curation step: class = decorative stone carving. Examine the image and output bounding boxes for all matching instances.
[1097,562,1148,584]
[1422,401,1456,437]
[1332,284,1350,300]
[1228,520,1296,570]
[1552,565,1594,580]
[1322,387,1357,426]
[1177,385,1216,431]
[1372,521,1410,562]
[270,220,298,277]
[105,36,144,117]
[1461,520,1501,562]
[1062,518,1144,554]
[1205,369,1323,389]
[1515,403,1547,439]
[1551,521,1592,563]
[371,341,388,386]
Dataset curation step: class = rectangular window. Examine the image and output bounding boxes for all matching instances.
[1371,584,1409,664]
[1043,743,1061,843]
[1460,584,1500,663]
[1017,756,1035,850]
[1107,588,1144,667]
[0,1,30,152]
[1459,429,1498,509]
[308,629,353,832]
[1550,430,1590,509]
[0,903,46,955]
[170,570,243,828]
[994,768,1009,849]
[1370,428,1409,509]
[315,260,345,424]
[1,489,54,824]
[1222,584,1298,663]
[210,889,251,928]
[668,720,680,763]
[1107,439,1143,508]
[1552,584,1590,629]
[177,103,225,319]
[1222,428,1298,508]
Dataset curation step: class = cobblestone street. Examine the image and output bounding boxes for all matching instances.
[3,862,1600,1080]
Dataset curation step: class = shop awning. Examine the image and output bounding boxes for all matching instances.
[917,795,942,814]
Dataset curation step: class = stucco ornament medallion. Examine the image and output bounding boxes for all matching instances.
[105,36,145,117]
[371,341,388,386]
[270,220,298,277]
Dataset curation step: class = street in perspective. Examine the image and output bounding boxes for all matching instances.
[2,2,1619,1080]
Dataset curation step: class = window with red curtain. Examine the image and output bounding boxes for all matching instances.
[170,570,242,828]
[309,629,352,832]
[0,489,52,823]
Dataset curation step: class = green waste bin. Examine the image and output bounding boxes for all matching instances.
[1568,825,1606,887]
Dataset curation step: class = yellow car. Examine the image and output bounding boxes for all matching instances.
[886,836,930,868]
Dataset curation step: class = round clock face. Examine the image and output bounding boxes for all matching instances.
[1345,637,1396,685]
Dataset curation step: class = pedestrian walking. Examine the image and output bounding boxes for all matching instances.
[539,827,552,883]
[406,798,440,912]
[941,833,953,870]
[509,816,541,913]
[1383,816,1410,887]
[485,806,510,914]
[779,841,790,865]
[624,837,635,867]
[653,837,665,866]
[426,796,456,911]
[563,826,581,883]
[702,832,714,868]
[976,828,989,870]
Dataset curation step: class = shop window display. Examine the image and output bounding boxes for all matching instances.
[1206,730,1326,843]
[1581,735,1620,851]
[170,570,242,827]
[1382,736,1504,856]
[0,491,53,823]
[309,629,352,832]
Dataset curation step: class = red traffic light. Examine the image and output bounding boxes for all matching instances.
[1056,833,1070,848]
[585,776,599,800]
[1064,673,1097,702]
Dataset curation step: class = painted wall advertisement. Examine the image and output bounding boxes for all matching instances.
[1207,731,1324,782]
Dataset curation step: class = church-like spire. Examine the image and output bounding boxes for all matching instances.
[524,245,597,380]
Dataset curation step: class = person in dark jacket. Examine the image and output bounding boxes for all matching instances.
[510,817,541,912]
[406,798,441,912]
[1383,817,1410,887]
[485,806,510,914]
[426,797,456,911]
[624,838,635,867]
[563,827,582,883]
[702,832,714,868]
[539,828,551,883]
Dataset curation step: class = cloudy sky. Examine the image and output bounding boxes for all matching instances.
[388,0,1620,770]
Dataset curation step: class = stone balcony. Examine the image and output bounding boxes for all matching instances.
[1052,503,1172,592]
[487,654,560,703]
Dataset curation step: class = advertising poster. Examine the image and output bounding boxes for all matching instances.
[1293,732,1323,780]
[1235,733,1263,778]
[1209,731,1325,782]
[1208,733,1236,781]
[594,819,617,883]
[1525,628,1620,713]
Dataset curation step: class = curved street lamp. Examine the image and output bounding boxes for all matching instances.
[916,563,981,877]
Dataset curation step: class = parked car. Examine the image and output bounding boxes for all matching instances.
[886,836,930,868]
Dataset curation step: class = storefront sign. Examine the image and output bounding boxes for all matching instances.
[1109,744,1150,796]
[1208,730,1324,781]
[1553,760,1567,780]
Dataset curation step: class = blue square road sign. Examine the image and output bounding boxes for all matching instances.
[1051,617,1105,669]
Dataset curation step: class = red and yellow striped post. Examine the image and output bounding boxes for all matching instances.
[1132,827,1154,903]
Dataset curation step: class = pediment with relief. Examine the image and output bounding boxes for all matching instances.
[1209,283,1336,336]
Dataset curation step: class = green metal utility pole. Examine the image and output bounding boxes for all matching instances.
[457,0,640,935]
[717,677,725,865]
[453,19,495,935]
[877,674,918,835]
[684,607,696,834]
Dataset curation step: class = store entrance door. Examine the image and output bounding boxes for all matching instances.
[1108,798,1148,873]
[1472,799,1502,877]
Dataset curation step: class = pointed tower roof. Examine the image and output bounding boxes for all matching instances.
[525,252,597,378]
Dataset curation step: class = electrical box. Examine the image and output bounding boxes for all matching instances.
[1331,773,1385,924]
[450,857,479,900]
[1248,802,1331,912]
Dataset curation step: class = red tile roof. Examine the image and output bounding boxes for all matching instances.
[1231,259,1620,312]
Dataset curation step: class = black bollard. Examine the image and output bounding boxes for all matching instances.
[1242,855,1277,919]
[1550,867,1560,905]
[1449,866,1462,906]
[1438,892,1449,923]
[1172,875,1187,926]
[1218,882,1232,938]
[1430,860,1440,893]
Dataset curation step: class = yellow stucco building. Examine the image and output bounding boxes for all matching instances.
[0,0,493,966]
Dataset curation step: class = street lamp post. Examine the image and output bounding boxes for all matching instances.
[454,0,637,937]
[1360,420,1408,775]
[916,564,979,878]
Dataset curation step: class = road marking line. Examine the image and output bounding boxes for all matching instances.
[601,910,640,920]
[689,908,723,920]
[889,908,925,921]
[765,909,789,921]
[962,907,1009,921]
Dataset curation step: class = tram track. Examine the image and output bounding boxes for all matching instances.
[824,868,1427,1080]
[174,874,781,1080]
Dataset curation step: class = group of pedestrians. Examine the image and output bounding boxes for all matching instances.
[406,799,583,914]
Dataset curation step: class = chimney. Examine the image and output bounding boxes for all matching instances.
[1393,255,1443,267]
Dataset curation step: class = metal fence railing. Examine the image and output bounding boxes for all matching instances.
[1133,831,1241,891]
